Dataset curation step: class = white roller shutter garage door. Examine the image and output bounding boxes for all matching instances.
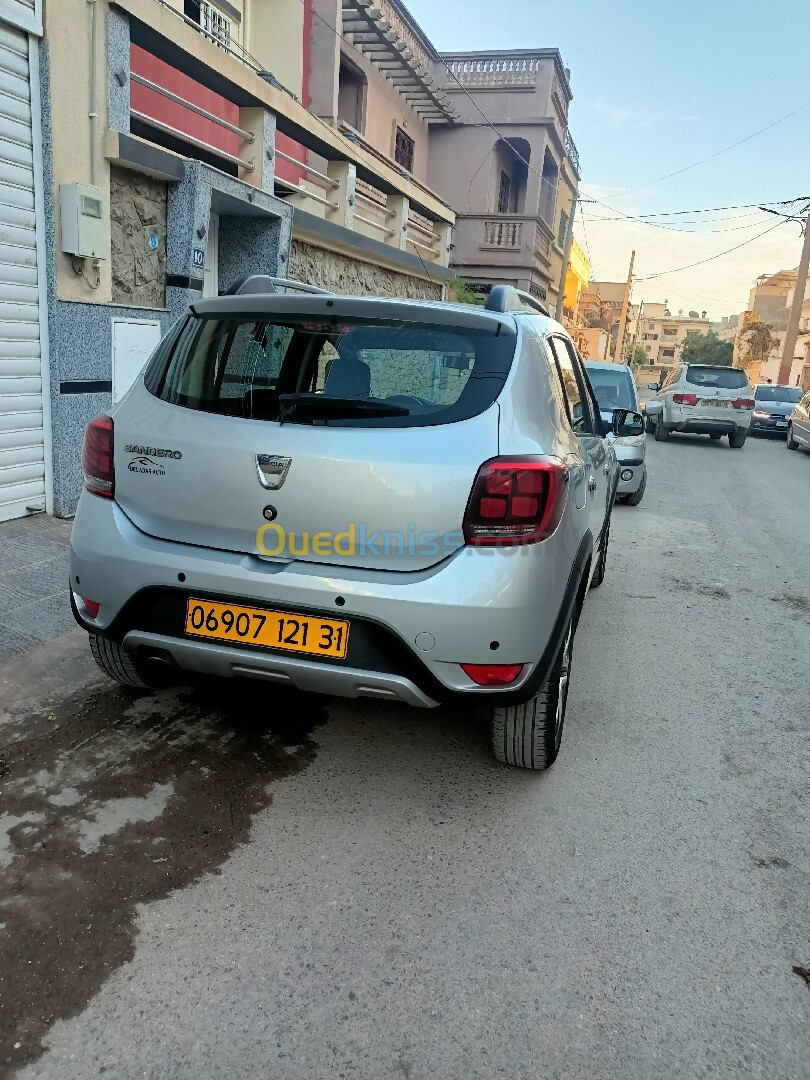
[0,20,45,522]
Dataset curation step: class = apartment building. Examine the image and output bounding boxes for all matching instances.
[21,0,455,519]
[426,49,580,311]
[636,303,711,365]
[732,270,810,384]
[561,236,589,327]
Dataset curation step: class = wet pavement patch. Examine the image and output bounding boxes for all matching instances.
[0,655,327,1076]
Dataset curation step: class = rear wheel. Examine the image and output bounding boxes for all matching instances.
[623,468,646,506]
[709,433,722,440]
[728,430,747,448]
[491,614,575,771]
[89,634,157,689]
[654,419,669,441]
[644,415,655,434]
[787,424,799,450]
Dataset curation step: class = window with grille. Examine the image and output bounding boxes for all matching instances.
[497,171,511,213]
[394,127,415,173]
[557,209,569,248]
[186,0,233,47]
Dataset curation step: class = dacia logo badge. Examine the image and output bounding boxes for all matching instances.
[256,454,291,490]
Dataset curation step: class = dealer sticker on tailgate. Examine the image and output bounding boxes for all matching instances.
[184,599,349,659]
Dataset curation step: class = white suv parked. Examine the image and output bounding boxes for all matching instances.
[645,364,754,447]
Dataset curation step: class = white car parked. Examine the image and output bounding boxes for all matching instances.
[645,364,754,448]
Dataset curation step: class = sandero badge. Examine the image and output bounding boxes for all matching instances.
[256,454,291,490]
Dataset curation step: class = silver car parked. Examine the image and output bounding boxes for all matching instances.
[787,389,810,452]
[584,361,647,505]
[70,280,636,771]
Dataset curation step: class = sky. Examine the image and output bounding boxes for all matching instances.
[404,0,810,320]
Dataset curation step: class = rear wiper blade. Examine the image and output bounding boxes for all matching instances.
[278,394,409,422]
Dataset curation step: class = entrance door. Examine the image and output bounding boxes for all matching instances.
[112,319,162,403]
[0,22,46,522]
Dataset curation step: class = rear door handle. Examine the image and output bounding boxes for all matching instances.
[588,476,597,491]
[604,463,611,474]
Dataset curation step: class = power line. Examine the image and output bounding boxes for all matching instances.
[579,200,793,218]
[635,218,793,281]
[605,102,810,199]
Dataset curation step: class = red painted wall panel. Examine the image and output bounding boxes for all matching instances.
[130,43,239,158]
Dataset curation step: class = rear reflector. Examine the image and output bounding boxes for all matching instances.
[82,415,114,498]
[461,663,524,686]
[732,398,755,410]
[463,457,568,545]
[81,599,100,618]
[672,393,698,405]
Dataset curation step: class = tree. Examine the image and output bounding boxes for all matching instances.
[627,344,647,366]
[449,277,484,306]
[738,322,776,369]
[678,331,733,366]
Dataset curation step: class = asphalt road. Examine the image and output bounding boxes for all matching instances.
[2,431,809,1080]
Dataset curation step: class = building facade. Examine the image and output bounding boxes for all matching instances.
[426,49,579,310]
[732,270,809,385]
[636,303,711,365]
[30,0,455,519]
[561,236,589,327]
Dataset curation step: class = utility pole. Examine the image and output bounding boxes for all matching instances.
[778,204,810,385]
[554,192,578,323]
[613,250,635,362]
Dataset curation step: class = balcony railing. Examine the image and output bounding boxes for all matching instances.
[153,0,261,71]
[564,130,580,179]
[484,220,522,248]
[443,55,540,90]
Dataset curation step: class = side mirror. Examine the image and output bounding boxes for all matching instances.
[647,382,659,391]
[644,401,663,418]
[612,409,644,437]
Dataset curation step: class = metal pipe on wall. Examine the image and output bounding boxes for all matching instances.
[88,0,98,186]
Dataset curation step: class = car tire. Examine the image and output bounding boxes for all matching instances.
[728,431,747,448]
[623,468,646,505]
[589,518,610,588]
[89,633,156,689]
[709,433,722,440]
[654,419,669,442]
[786,424,799,450]
[644,415,655,434]
[491,612,576,771]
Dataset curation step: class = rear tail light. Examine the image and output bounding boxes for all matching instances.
[80,599,100,619]
[463,457,569,546]
[672,393,698,405]
[732,398,755,410]
[82,415,114,498]
[461,663,524,686]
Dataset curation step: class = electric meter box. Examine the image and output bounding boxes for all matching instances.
[60,183,107,259]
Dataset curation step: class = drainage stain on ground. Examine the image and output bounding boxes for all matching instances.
[0,639,327,1076]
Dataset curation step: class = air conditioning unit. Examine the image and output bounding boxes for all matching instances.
[60,183,107,260]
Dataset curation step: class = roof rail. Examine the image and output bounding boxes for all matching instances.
[225,275,331,296]
[484,284,550,318]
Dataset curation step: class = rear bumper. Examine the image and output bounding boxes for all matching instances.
[70,494,590,708]
[667,405,751,435]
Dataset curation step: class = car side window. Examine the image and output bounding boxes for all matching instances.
[547,336,594,435]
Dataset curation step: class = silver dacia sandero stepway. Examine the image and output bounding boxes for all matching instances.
[70,280,639,771]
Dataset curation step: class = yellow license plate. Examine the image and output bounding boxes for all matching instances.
[184,599,349,659]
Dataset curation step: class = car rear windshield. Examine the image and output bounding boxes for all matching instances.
[584,366,636,411]
[685,366,748,389]
[144,315,516,427]
[754,385,802,403]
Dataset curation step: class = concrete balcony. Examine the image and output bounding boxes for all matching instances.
[451,213,555,300]
[110,0,455,271]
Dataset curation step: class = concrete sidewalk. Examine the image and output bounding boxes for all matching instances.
[0,514,75,658]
